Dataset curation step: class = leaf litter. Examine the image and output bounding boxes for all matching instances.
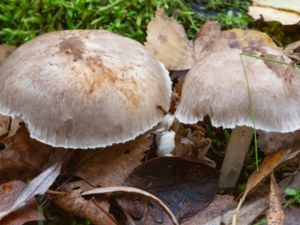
[0,180,44,225]
[116,157,218,224]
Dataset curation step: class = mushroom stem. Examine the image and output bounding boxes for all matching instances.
[219,126,253,188]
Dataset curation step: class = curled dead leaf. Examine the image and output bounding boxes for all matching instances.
[83,186,179,225]
[248,0,300,25]
[285,40,300,63]
[145,8,194,70]
[194,21,229,62]
[267,174,284,225]
[233,149,300,225]
[73,135,152,187]
[0,180,44,225]
[0,127,53,182]
[223,28,278,49]
[54,184,118,225]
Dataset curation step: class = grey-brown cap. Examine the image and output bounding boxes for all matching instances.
[0,30,172,149]
[176,47,300,132]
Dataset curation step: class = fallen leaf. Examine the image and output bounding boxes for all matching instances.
[0,45,15,64]
[233,149,300,225]
[144,8,194,70]
[0,127,54,182]
[226,197,269,225]
[118,157,217,224]
[0,162,61,219]
[194,21,229,62]
[181,195,237,225]
[73,135,152,187]
[248,0,300,25]
[267,174,284,225]
[223,28,278,49]
[284,206,300,225]
[54,182,117,225]
[253,0,300,13]
[258,130,300,154]
[246,149,298,194]
[0,180,44,225]
[83,186,179,225]
[194,22,278,62]
[285,40,300,63]
[185,196,268,225]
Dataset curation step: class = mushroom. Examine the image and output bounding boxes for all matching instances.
[0,44,20,139]
[175,47,300,188]
[0,30,172,149]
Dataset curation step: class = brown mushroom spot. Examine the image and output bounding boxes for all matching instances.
[120,85,141,108]
[82,55,118,94]
[59,37,85,61]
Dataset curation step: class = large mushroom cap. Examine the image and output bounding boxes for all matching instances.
[0,30,172,149]
[176,47,300,133]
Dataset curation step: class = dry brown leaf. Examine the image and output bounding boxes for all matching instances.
[252,0,300,13]
[246,149,294,193]
[285,40,300,63]
[83,186,179,225]
[259,130,300,154]
[248,6,300,25]
[233,149,300,225]
[117,157,217,225]
[181,195,237,225]
[54,182,117,225]
[145,8,194,70]
[0,45,15,64]
[0,127,54,182]
[0,162,61,220]
[73,135,152,187]
[223,29,278,49]
[183,195,268,225]
[227,197,269,225]
[284,206,300,225]
[172,123,213,166]
[267,174,284,225]
[249,0,300,25]
[194,21,278,64]
[194,21,229,62]
[0,180,44,225]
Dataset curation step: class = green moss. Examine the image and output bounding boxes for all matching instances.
[0,0,252,46]
[0,0,199,45]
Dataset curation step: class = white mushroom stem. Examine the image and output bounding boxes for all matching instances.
[219,126,253,188]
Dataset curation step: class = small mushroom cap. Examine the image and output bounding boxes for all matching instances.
[176,47,300,133]
[0,30,172,149]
